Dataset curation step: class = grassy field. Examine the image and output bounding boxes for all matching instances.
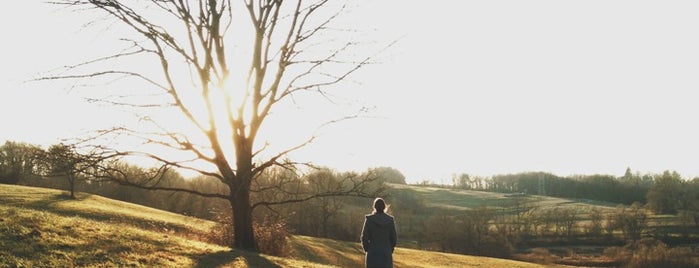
[0,184,557,267]
[290,236,554,268]
[388,183,618,211]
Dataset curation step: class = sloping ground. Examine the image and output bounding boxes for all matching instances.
[0,184,216,235]
[0,184,555,267]
[289,236,554,268]
[0,184,330,267]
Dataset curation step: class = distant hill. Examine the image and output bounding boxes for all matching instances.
[0,184,556,267]
[388,183,619,211]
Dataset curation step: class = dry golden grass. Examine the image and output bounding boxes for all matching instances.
[0,184,326,267]
[289,235,559,268]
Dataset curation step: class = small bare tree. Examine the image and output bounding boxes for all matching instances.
[37,143,100,199]
[44,0,386,250]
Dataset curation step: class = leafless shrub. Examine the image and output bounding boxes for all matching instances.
[207,210,290,256]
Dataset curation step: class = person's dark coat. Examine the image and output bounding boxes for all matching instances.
[361,212,397,268]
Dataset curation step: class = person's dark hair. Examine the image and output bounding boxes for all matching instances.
[373,198,386,214]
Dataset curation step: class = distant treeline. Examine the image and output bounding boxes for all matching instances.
[426,169,699,217]
[449,170,653,205]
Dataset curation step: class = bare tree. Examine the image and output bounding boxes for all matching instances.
[37,143,100,199]
[44,0,385,250]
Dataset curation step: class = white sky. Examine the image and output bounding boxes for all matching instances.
[2,1,699,183]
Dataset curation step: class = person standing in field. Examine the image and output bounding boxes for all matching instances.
[361,198,397,268]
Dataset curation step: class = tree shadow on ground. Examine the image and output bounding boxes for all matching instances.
[192,250,282,268]
[289,236,364,267]
[19,192,203,237]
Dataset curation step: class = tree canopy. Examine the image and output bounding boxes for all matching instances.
[45,0,385,250]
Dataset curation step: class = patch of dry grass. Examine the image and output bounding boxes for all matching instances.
[289,235,557,268]
[0,184,330,267]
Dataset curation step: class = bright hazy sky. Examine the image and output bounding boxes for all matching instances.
[2,1,699,183]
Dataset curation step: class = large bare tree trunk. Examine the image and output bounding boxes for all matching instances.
[228,126,257,250]
[230,186,255,250]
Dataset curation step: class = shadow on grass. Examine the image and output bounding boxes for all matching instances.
[23,191,75,207]
[193,250,282,268]
[18,192,203,238]
[0,204,281,268]
[23,193,119,223]
[289,236,364,267]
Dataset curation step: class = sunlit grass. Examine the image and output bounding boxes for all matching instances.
[0,204,221,267]
[289,236,365,267]
[289,235,558,268]
[0,185,215,235]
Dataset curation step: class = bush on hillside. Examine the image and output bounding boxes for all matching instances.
[206,211,290,256]
[254,217,290,256]
[477,233,514,258]
[604,238,698,268]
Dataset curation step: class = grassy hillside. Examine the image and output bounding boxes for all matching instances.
[0,184,329,267]
[0,184,556,267]
[389,183,617,211]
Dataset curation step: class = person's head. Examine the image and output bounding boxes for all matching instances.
[373,198,386,214]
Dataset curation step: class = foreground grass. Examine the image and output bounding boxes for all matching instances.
[289,236,554,268]
[0,184,554,267]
